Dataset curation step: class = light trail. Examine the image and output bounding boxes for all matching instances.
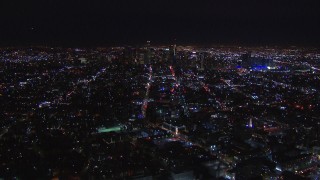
[141,66,153,118]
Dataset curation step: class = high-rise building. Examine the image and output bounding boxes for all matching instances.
[144,41,151,64]
[241,52,251,64]
[169,44,177,66]
[123,46,134,63]
[198,52,205,71]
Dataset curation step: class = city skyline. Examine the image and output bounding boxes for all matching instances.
[0,45,320,179]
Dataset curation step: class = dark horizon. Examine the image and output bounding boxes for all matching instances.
[1,0,320,47]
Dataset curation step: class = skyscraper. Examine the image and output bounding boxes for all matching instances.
[144,41,151,64]
[169,44,177,66]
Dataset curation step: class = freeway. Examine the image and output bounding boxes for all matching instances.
[141,66,153,118]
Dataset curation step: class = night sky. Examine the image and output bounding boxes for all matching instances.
[1,0,320,46]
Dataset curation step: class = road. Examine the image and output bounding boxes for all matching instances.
[141,66,153,118]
